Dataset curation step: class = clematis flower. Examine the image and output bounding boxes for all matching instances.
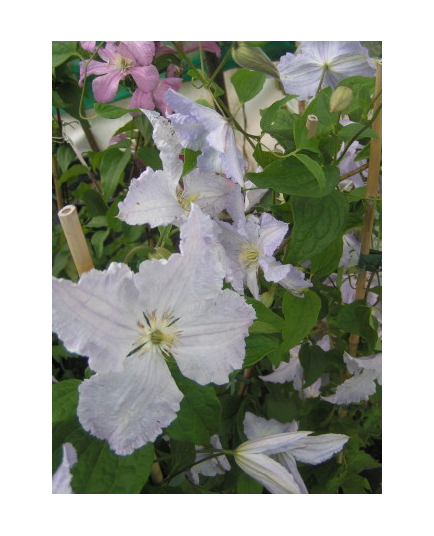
[165,89,246,185]
[241,412,349,494]
[187,435,231,485]
[52,205,255,455]
[80,41,96,53]
[277,41,376,101]
[322,351,382,404]
[52,443,77,494]
[217,212,312,300]
[130,76,183,114]
[79,41,159,104]
[117,110,240,227]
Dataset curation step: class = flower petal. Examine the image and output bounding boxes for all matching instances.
[322,369,379,404]
[77,349,183,455]
[52,443,77,494]
[189,436,231,484]
[52,263,141,374]
[235,451,301,494]
[92,68,124,103]
[122,41,155,66]
[117,168,184,227]
[173,289,255,385]
[130,65,160,93]
[277,51,323,100]
[276,452,308,494]
[243,412,295,440]
[258,213,288,256]
[289,433,349,465]
[152,78,183,114]
[238,432,312,456]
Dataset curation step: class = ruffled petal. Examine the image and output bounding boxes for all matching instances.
[219,126,246,185]
[52,443,77,494]
[322,369,379,404]
[129,88,155,110]
[343,351,382,383]
[277,51,323,100]
[117,168,184,227]
[77,349,183,455]
[243,412,295,440]
[152,78,183,114]
[259,353,303,391]
[92,68,124,103]
[173,289,255,385]
[234,451,301,494]
[258,213,288,256]
[188,436,231,484]
[52,263,141,374]
[183,169,237,218]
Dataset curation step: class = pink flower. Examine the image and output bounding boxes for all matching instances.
[130,76,183,114]
[79,41,159,104]
[81,41,97,53]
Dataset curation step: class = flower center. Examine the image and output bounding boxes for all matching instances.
[239,244,260,270]
[129,310,180,358]
[114,54,133,72]
[176,188,200,213]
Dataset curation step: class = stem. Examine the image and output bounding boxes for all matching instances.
[207,43,234,85]
[123,245,149,265]
[156,225,172,248]
[339,163,369,182]
[52,154,64,211]
[348,62,382,357]
[161,452,231,485]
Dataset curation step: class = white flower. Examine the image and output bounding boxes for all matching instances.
[52,443,77,494]
[217,212,312,300]
[52,205,255,455]
[322,352,382,405]
[166,89,246,186]
[188,435,231,485]
[277,41,376,101]
[240,412,349,494]
[118,110,239,228]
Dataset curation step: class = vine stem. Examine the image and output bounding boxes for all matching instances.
[339,163,369,182]
[348,61,382,357]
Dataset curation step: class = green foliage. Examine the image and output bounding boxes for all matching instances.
[94,103,139,118]
[336,300,378,353]
[298,344,328,386]
[287,190,349,263]
[280,290,321,351]
[100,147,131,200]
[52,41,77,68]
[52,380,81,423]
[244,334,280,366]
[237,473,263,493]
[231,69,267,103]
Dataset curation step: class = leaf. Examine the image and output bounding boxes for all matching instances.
[287,190,349,263]
[137,146,162,170]
[53,419,154,493]
[91,229,110,258]
[94,103,138,118]
[82,190,108,216]
[231,69,267,103]
[339,122,379,140]
[100,147,131,200]
[260,95,293,132]
[336,300,378,353]
[310,237,344,278]
[58,164,89,185]
[166,372,221,445]
[281,290,321,351]
[243,334,280,367]
[246,159,339,198]
[182,149,201,176]
[293,153,326,191]
[298,344,327,387]
[52,41,77,68]
[245,297,284,331]
[52,90,69,109]
[56,144,76,174]
[237,473,263,493]
[52,380,81,424]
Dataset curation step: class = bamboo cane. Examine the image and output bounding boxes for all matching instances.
[306,114,318,138]
[58,205,94,276]
[348,61,382,357]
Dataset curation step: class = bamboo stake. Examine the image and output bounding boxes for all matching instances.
[348,61,382,357]
[237,366,255,396]
[298,100,306,115]
[58,205,94,276]
[306,114,318,138]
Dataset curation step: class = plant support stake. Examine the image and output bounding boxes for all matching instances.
[348,61,382,357]
[58,205,94,276]
[306,114,318,138]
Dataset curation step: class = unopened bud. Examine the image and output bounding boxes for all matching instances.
[260,291,274,308]
[232,43,279,79]
[330,86,353,113]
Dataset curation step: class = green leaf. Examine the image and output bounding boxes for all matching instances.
[252,143,278,168]
[339,122,379,140]
[281,291,321,350]
[336,300,378,353]
[237,472,263,493]
[231,69,267,103]
[246,159,339,198]
[244,334,280,367]
[52,380,81,424]
[293,153,326,191]
[287,190,349,263]
[167,371,221,445]
[91,229,110,258]
[52,41,77,68]
[100,147,131,200]
[82,189,108,216]
[94,103,138,118]
[56,144,76,174]
[245,297,284,331]
[182,149,201,176]
[52,90,69,109]
[53,419,154,493]
[298,344,327,387]
[260,95,293,132]
[310,237,344,278]
[58,164,89,186]
[135,114,153,144]
[137,146,162,170]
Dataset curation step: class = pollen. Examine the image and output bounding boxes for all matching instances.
[239,244,260,270]
[129,310,181,359]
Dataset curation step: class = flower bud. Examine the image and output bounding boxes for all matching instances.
[260,291,274,308]
[330,86,353,113]
[232,43,279,79]
[149,247,172,260]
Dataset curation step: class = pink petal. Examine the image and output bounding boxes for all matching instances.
[129,88,155,110]
[123,41,155,65]
[130,65,160,93]
[184,41,221,57]
[92,68,124,103]
[152,78,183,114]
